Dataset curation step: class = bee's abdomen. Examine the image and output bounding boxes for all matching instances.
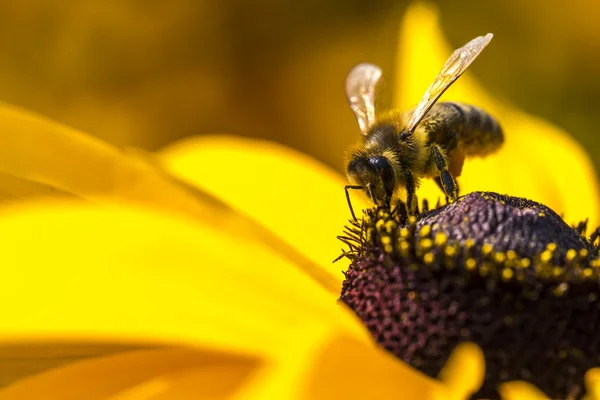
[427,102,504,156]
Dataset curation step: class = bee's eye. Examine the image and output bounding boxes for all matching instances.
[369,156,395,201]
[370,156,391,172]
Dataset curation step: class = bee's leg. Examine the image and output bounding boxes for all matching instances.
[345,185,364,221]
[431,144,458,202]
[404,169,418,216]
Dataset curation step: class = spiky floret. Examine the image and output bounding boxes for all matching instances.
[339,192,600,399]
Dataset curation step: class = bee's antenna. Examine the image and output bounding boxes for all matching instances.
[345,185,363,221]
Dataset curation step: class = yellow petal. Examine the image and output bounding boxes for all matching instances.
[0,198,369,387]
[0,343,150,390]
[0,171,76,203]
[0,199,454,399]
[584,368,600,400]
[498,381,551,400]
[0,103,217,221]
[0,347,260,400]
[436,342,485,400]
[158,135,369,290]
[233,332,444,400]
[395,3,600,228]
[0,104,306,274]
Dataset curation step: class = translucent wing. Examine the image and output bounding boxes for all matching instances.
[405,33,493,135]
[345,63,382,135]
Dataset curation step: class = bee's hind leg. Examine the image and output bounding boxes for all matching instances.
[404,169,418,216]
[431,144,458,203]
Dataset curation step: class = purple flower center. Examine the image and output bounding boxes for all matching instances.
[339,192,600,399]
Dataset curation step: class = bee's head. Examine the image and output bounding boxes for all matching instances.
[346,154,396,207]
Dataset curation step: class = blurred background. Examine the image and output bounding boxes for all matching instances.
[0,0,598,177]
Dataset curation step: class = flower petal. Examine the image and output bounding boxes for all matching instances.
[0,171,76,203]
[0,104,308,280]
[0,199,369,386]
[218,332,446,400]
[0,347,260,399]
[498,381,551,400]
[0,103,218,221]
[584,368,600,400]
[436,343,485,400]
[158,135,369,289]
[395,3,600,228]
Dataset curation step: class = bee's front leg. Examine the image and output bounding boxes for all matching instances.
[431,144,458,202]
[404,169,418,216]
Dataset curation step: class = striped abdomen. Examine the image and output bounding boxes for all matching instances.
[418,102,504,156]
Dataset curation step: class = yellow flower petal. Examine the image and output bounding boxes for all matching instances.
[234,333,445,400]
[0,347,260,400]
[0,198,369,387]
[0,104,307,276]
[498,381,551,400]
[0,171,76,203]
[0,343,150,389]
[436,342,485,400]
[0,199,456,399]
[584,368,600,400]
[395,3,600,228]
[158,135,369,290]
[0,103,217,221]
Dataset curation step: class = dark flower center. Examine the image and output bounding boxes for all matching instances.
[338,192,600,399]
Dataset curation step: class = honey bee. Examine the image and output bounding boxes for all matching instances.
[344,33,503,220]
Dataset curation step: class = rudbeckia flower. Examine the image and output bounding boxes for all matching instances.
[0,3,599,400]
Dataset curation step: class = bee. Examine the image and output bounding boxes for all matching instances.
[344,33,504,220]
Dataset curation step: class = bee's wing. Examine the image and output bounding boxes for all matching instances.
[345,63,382,135]
[405,33,493,135]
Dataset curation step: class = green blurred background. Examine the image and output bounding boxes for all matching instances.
[1,0,598,178]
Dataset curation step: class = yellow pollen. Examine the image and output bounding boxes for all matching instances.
[580,249,589,258]
[506,250,517,260]
[385,220,397,233]
[444,246,457,257]
[546,243,557,252]
[552,266,562,278]
[538,212,545,217]
[434,232,447,246]
[399,241,410,255]
[420,225,431,238]
[463,216,469,222]
[591,259,600,268]
[423,252,435,265]
[583,268,593,278]
[465,258,477,270]
[375,220,385,231]
[493,252,506,264]
[381,236,393,253]
[481,244,493,256]
[408,291,416,300]
[501,268,514,281]
[553,283,568,297]
[464,238,475,249]
[420,238,433,251]
[540,250,552,263]
[566,249,577,262]
[408,216,417,225]
[521,258,531,268]
[399,228,409,239]
[479,263,490,277]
